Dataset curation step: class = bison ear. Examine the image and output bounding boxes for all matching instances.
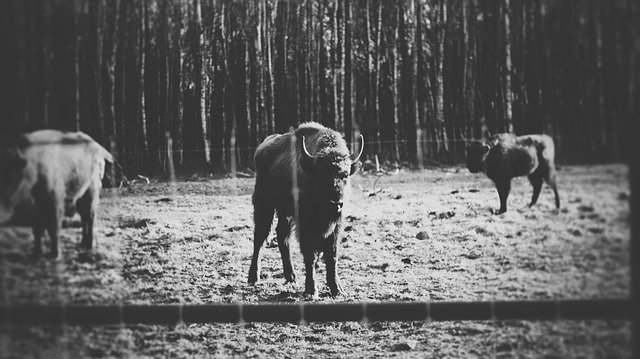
[482,144,490,154]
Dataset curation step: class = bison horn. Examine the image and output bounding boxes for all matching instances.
[301,136,315,160]
[351,134,364,163]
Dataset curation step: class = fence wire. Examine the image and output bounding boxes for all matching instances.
[0,299,630,326]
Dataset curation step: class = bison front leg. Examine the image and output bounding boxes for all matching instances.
[302,248,318,299]
[495,180,511,214]
[323,235,344,297]
[248,200,274,285]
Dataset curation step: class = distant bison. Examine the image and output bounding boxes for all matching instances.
[0,130,114,258]
[248,122,363,298]
[465,133,560,214]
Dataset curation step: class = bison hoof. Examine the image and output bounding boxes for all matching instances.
[284,273,296,284]
[248,273,259,285]
[329,283,345,297]
[304,292,319,301]
[304,283,318,300]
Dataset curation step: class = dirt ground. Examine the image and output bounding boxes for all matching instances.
[0,164,630,358]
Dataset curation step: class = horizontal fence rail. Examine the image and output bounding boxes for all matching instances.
[0,299,630,326]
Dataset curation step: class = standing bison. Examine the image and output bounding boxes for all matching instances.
[248,122,363,298]
[465,133,560,214]
[0,130,114,258]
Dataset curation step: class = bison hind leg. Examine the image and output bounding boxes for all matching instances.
[539,161,561,209]
[77,187,99,250]
[248,200,274,285]
[276,214,295,284]
[31,223,45,259]
[33,185,61,259]
[528,172,544,207]
[545,172,560,209]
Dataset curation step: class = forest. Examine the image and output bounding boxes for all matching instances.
[0,0,637,176]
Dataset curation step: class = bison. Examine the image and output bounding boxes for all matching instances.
[0,129,114,258]
[465,133,560,214]
[248,122,363,299]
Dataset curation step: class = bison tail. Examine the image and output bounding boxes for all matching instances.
[95,143,115,163]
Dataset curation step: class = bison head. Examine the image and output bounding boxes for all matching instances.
[0,149,27,221]
[465,140,490,173]
[300,134,364,218]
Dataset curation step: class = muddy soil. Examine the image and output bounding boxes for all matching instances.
[0,165,630,358]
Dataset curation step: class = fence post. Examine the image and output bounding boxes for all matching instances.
[632,136,639,358]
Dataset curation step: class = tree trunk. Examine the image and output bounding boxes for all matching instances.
[503,0,514,133]
[373,0,382,155]
[344,0,353,149]
[108,0,121,146]
[139,0,148,155]
[74,0,81,131]
[176,1,185,168]
[245,10,252,167]
[365,0,372,158]
[196,0,210,165]
[413,0,423,167]
[333,0,341,132]
[436,0,449,156]
[595,2,607,153]
[265,0,274,133]
[391,3,400,161]
[256,0,266,140]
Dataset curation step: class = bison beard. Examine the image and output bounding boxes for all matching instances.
[248,122,363,299]
[0,130,114,259]
[465,133,560,214]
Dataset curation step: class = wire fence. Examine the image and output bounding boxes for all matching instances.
[0,299,630,326]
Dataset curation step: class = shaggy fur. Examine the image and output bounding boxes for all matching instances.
[248,122,362,298]
[0,130,114,258]
[465,133,560,214]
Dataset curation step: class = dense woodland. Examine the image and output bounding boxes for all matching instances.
[0,0,637,176]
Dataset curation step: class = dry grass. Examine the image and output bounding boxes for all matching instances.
[0,164,630,358]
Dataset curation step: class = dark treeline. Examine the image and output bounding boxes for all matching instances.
[1,0,637,176]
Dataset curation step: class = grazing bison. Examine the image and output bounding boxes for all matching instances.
[248,122,363,298]
[465,133,560,214]
[0,130,114,258]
